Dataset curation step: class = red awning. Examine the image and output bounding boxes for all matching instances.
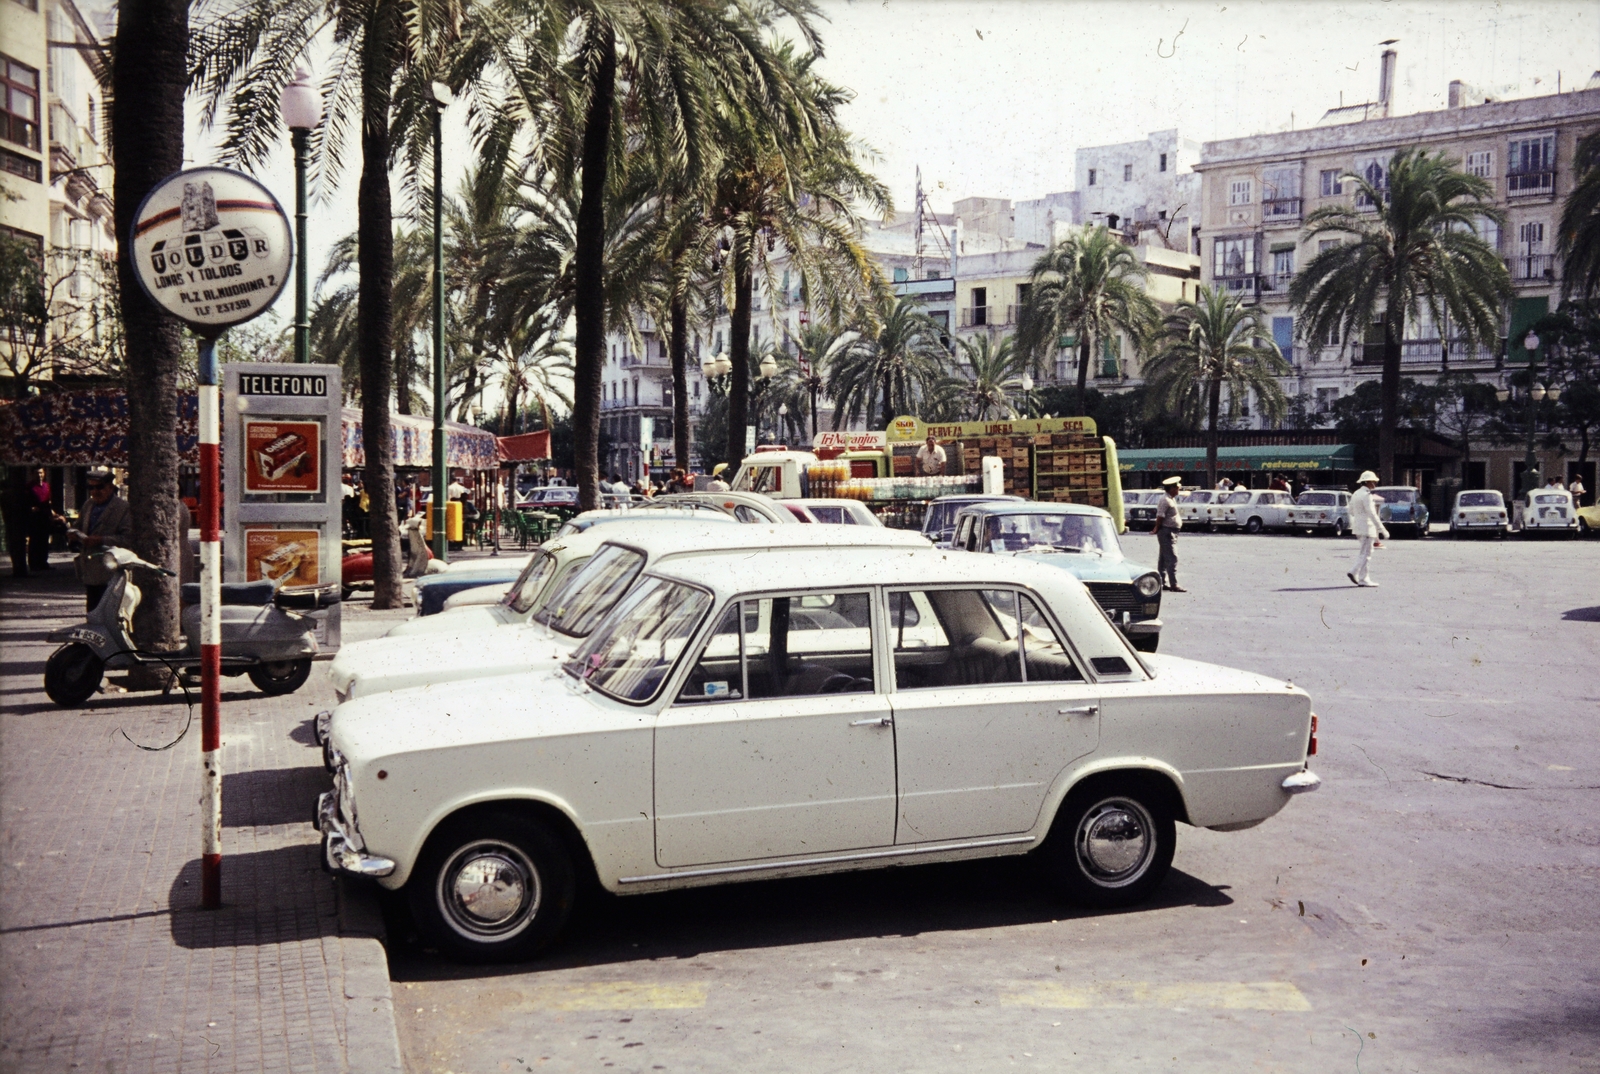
[498,430,551,463]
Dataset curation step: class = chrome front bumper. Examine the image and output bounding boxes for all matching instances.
[315,788,395,877]
[1122,617,1162,636]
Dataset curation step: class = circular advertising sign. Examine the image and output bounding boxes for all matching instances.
[129,166,292,332]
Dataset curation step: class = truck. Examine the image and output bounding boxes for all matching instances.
[730,415,1126,532]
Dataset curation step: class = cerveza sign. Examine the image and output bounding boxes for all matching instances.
[128,166,292,332]
[238,373,329,397]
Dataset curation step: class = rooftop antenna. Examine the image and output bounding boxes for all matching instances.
[913,167,953,278]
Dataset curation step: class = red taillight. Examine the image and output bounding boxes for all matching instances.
[1308,713,1318,756]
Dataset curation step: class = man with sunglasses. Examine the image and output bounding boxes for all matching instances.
[70,469,133,612]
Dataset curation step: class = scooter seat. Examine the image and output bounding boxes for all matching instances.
[180,580,278,607]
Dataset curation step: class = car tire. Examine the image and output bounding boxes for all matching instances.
[1040,781,1175,909]
[248,658,312,696]
[1244,516,1263,534]
[44,643,105,707]
[1131,634,1159,653]
[408,810,576,963]
[1333,520,1347,538]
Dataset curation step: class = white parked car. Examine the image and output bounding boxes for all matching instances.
[317,545,1321,963]
[323,523,931,705]
[1285,490,1351,536]
[787,498,884,526]
[1175,489,1219,530]
[1217,489,1295,533]
[1449,490,1509,539]
[1122,490,1163,530]
[1518,489,1579,537]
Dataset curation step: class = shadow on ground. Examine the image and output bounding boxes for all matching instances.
[222,766,330,827]
[167,844,341,948]
[384,857,1233,983]
[1561,606,1600,622]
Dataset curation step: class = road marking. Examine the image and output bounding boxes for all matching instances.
[515,982,708,1011]
[1000,981,1311,1011]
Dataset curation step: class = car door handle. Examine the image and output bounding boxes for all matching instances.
[1059,705,1099,717]
[850,716,893,727]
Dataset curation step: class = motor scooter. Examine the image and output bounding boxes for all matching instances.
[43,546,337,707]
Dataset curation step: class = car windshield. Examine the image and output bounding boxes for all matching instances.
[1376,488,1417,503]
[807,505,846,524]
[1178,491,1213,503]
[1459,492,1502,507]
[1533,493,1569,504]
[535,544,648,638]
[923,500,964,535]
[982,512,1119,555]
[563,577,710,703]
[507,550,560,614]
[1296,493,1336,506]
[1221,491,1252,504]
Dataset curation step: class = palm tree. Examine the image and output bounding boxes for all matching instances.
[1290,146,1511,482]
[1559,130,1600,299]
[1142,286,1292,488]
[1017,226,1159,416]
[953,333,1027,420]
[792,323,861,437]
[495,307,572,435]
[826,295,946,429]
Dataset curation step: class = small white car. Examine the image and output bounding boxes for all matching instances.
[1518,489,1579,537]
[1175,489,1219,530]
[1217,489,1295,533]
[787,498,884,526]
[317,545,1321,963]
[1122,490,1163,530]
[1286,490,1351,536]
[1450,490,1509,538]
[323,523,931,704]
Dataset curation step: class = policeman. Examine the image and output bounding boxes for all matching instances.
[1152,475,1185,592]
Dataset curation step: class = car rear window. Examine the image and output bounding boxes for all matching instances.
[1459,492,1502,507]
[1296,493,1336,506]
[507,551,560,614]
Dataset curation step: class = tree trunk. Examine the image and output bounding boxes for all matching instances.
[572,21,615,511]
[1205,376,1222,489]
[882,367,893,429]
[725,251,753,466]
[670,294,690,472]
[1378,304,1401,484]
[359,3,403,609]
[113,0,187,655]
[1076,335,1091,415]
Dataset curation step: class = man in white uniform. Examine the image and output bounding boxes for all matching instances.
[915,434,946,476]
[1347,470,1389,587]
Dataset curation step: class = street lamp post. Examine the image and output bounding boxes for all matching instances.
[278,67,323,364]
[777,402,788,443]
[1021,373,1034,418]
[1520,330,1542,497]
[430,81,452,562]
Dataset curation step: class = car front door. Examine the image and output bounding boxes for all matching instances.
[886,588,1100,844]
[654,590,896,867]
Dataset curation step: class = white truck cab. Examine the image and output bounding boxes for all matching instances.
[730,450,819,501]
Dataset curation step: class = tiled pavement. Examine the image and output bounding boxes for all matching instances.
[1,557,411,1073]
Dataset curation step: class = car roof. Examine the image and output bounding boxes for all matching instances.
[566,507,734,529]
[953,500,1114,519]
[558,519,928,561]
[931,493,1023,504]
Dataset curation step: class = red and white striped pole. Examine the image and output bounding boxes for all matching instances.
[198,334,223,910]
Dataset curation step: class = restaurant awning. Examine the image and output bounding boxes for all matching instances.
[497,430,551,463]
[339,408,500,471]
[1116,444,1357,473]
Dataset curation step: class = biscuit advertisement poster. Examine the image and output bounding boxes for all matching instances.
[244,528,320,587]
[243,419,321,493]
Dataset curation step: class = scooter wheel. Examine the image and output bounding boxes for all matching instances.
[45,643,105,707]
[248,658,312,696]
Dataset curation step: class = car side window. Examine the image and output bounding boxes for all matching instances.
[678,603,745,702]
[891,589,1024,689]
[681,593,876,701]
[1019,595,1085,682]
[733,505,765,523]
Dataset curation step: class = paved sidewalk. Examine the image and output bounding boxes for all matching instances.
[1,558,410,1073]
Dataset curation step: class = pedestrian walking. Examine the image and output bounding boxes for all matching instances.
[27,468,59,570]
[1347,470,1389,588]
[1153,475,1185,592]
[1569,474,1587,506]
[69,469,133,612]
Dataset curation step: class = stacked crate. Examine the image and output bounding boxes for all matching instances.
[1033,433,1108,506]
[959,435,1036,497]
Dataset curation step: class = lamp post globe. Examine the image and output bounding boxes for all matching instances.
[715,353,732,378]
[759,353,778,379]
[279,67,322,364]
[700,355,718,379]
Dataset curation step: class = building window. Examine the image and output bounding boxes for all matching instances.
[1087,168,1096,186]
[1262,165,1302,218]
[0,145,40,181]
[1353,156,1387,207]
[1319,169,1341,197]
[1507,133,1555,195]
[1228,179,1252,206]
[694,380,701,399]
[893,266,908,282]
[1316,387,1339,413]
[1272,248,1294,282]
[1318,238,1340,254]
[1467,150,1494,178]
[1123,163,1132,182]
[1518,221,1545,248]
[2,55,41,151]
[1159,152,1168,172]
[1213,235,1257,286]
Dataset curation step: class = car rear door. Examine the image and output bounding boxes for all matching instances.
[886,588,1099,844]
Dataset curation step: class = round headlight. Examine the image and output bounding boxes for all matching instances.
[1135,573,1162,598]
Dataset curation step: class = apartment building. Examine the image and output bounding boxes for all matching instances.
[1193,50,1600,436]
[0,0,115,392]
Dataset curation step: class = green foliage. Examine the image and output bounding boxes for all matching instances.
[948,333,1027,420]
[1559,130,1600,299]
[825,294,946,428]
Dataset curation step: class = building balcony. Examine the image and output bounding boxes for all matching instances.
[1261,198,1302,224]
[1256,272,1296,295]
[1506,169,1555,198]
[1356,339,1500,369]
[1506,253,1557,283]
[960,305,994,328]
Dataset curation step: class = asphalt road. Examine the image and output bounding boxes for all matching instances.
[383,528,1600,1074]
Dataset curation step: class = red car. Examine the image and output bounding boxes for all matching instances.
[341,543,432,599]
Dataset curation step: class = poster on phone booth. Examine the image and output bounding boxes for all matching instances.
[243,419,321,493]
[244,528,320,587]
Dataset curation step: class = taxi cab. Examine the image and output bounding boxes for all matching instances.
[317,546,1320,962]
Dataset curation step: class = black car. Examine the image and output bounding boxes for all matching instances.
[921,494,1025,547]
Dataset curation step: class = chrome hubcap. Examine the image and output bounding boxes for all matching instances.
[1075,797,1155,887]
[438,840,540,941]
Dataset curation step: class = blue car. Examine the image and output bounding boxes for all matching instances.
[1375,486,1430,538]
[949,501,1164,651]
[412,564,527,616]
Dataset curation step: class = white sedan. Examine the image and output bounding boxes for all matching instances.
[1450,490,1509,538]
[323,523,930,705]
[1518,490,1579,537]
[317,545,1321,963]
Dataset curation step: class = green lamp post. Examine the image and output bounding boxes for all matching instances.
[278,67,323,363]
[429,79,453,562]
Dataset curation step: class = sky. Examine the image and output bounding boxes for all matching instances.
[183,0,1600,342]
